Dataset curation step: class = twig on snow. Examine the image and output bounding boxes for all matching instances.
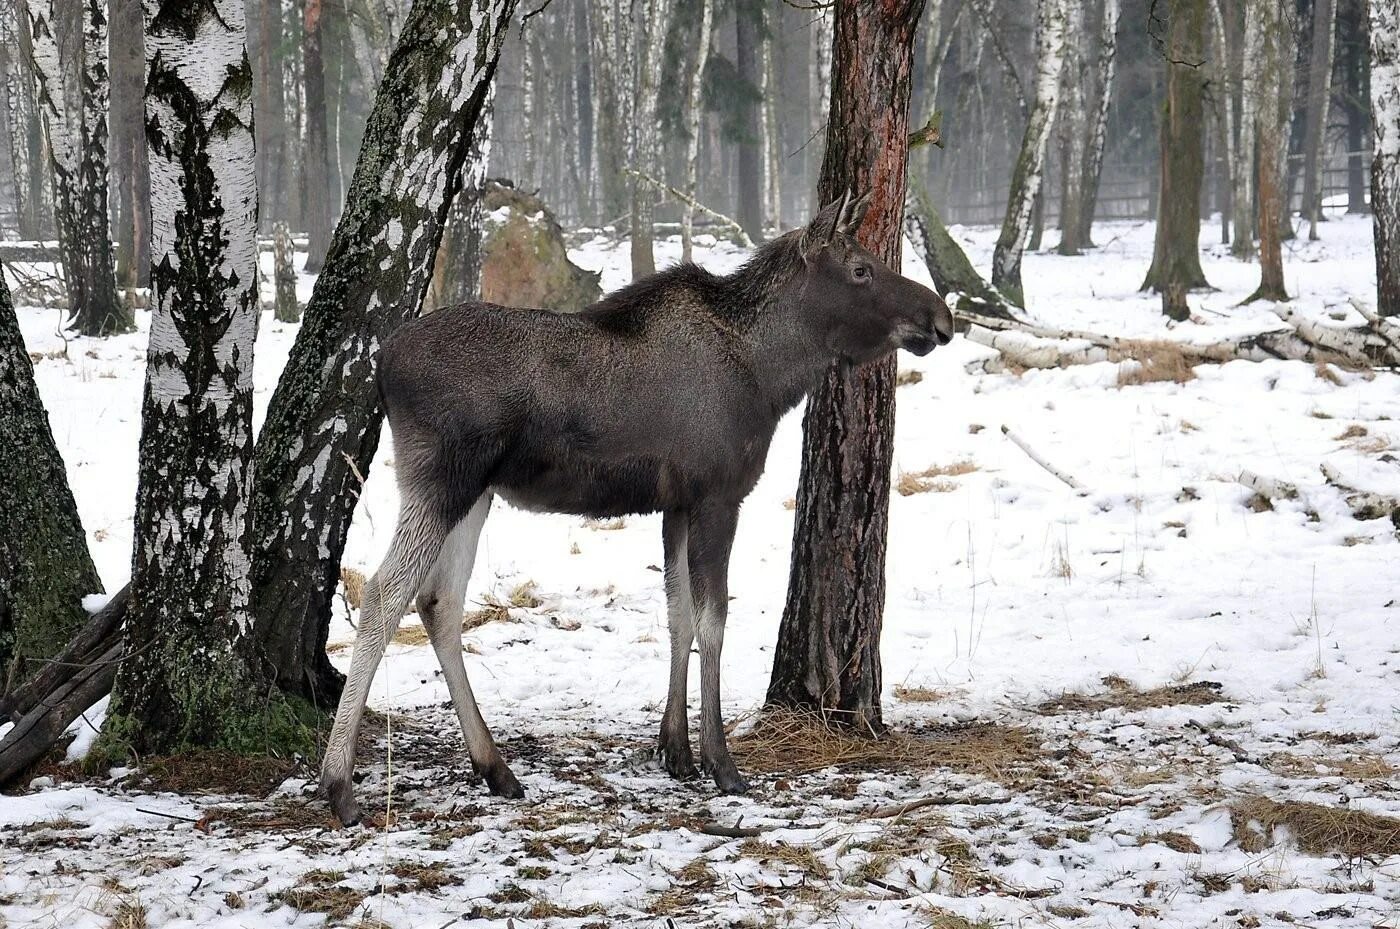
[1001,425,1084,491]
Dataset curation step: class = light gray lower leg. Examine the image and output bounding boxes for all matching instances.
[320,500,447,824]
[658,511,697,779]
[417,496,523,798]
[688,504,746,794]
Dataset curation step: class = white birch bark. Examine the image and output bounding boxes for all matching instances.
[1231,0,1258,257]
[1055,0,1087,254]
[1372,0,1400,316]
[627,0,670,278]
[990,0,1068,305]
[761,2,781,231]
[681,0,713,263]
[1077,0,1120,245]
[1301,0,1336,238]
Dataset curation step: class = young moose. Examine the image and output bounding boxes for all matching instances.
[321,191,955,824]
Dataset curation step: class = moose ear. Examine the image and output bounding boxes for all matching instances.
[838,190,873,236]
[800,190,852,253]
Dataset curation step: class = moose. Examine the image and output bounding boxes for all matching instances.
[320,191,955,825]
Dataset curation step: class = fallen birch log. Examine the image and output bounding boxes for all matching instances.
[1235,466,1400,527]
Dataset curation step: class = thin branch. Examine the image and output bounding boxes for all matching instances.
[1001,425,1085,491]
[623,168,755,248]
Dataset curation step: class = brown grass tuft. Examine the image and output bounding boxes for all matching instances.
[894,684,947,703]
[738,839,831,879]
[340,567,366,611]
[897,460,977,496]
[730,709,1042,784]
[462,601,514,631]
[277,870,366,920]
[1231,796,1400,858]
[133,752,295,796]
[388,860,461,893]
[1037,676,1223,715]
[109,900,148,929]
[1112,340,1196,386]
[896,369,924,387]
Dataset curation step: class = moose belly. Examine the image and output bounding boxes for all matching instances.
[488,454,680,518]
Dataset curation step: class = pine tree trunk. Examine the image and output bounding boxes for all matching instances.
[735,0,765,242]
[106,0,275,756]
[991,0,1066,306]
[1372,0,1400,316]
[1249,0,1289,302]
[767,0,925,734]
[24,0,130,335]
[681,0,714,264]
[109,0,147,290]
[1142,0,1211,297]
[0,270,102,694]
[1056,1,1087,255]
[302,0,333,272]
[1301,0,1336,238]
[248,0,516,706]
[1076,0,1120,247]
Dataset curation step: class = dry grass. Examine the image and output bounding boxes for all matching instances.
[896,369,924,387]
[915,906,997,929]
[897,460,978,496]
[583,516,627,531]
[1138,831,1203,854]
[109,900,148,929]
[388,860,461,893]
[1231,796,1400,858]
[729,709,1042,784]
[1334,424,1369,441]
[1315,361,1346,385]
[132,752,296,796]
[1265,751,1396,782]
[738,840,831,879]
[340,567,366,611]
[893,684,947,703]
[1112,340,1196,386]
[277,869,366,920]
[1037,676,1224,715]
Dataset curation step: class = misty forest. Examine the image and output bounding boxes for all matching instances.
[1,0,1399,926]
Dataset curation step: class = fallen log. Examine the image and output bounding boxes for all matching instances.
[1234,466,1400,527]
[0,586,127,786]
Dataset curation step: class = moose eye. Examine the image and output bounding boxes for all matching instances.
[852,265,869,280]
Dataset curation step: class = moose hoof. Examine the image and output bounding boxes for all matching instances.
[323,777,362,827]
[705,761,750,795]
[658,744,699,781]
[483,763,525,799]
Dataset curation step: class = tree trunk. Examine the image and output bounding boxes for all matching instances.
[589,0,629,221]
[628,0,670,278]
[681,0,714,264]
[1056,1,1088,255]
[109,0,147,290]
[1339,0,1368,214]
[254,0,290,227]
[1248,0,1289,302]
[809,4,832,199]
[767,0,924,733]
[991,0,1067,306]
[1142,0,1211,298]
[904,181,1014,320]
[425,91,494,310]
[273,221,300,322]
[761,3,782,232]
[0,268,102,694]
[1076,0,1120,247]
[1230,0,1258,256]
[573,0,594,222]
[248,0,516,707]
[1373,0,1400,316]
[302,0,333,272]
[2,0,47,240]
[104,0,278,757]
[735,0,765,242]
[1301,0,1336,238]
[24,0,130,336]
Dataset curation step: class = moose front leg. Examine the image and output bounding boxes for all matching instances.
[657,510,698,780]
[687,502,748,794]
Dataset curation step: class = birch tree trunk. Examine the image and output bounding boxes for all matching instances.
[24,0,129,335]
[1248,0,1289,302]
[589,0,628,221]
[1231,0,1257,257]
[628,0,671,278]
[302,0,333,272]
[1143,0,1212,307]
[809,4,833,195]
[253,0,290,226]
[768,0,925,734]
[735,0,765,242]
[990,0,1067,306]
[1300,0,1336,238]
[0,270,102,694]
[105,0,277,756]
[426,90,494,310]
[2,0,47,240]
[1373,0,1400,316]
[761,4,782,231]
[681,0,714,264]
[1075,0,1120,247]
[1056,1,1088,255]
[109,0,147,290]
[249,0,516,706]
[573,0,594,222]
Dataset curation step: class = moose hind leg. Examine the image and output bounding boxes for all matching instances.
[658,511,698,780]
[320,498,450,825]
[688,504,748,794]
[416,495,523,799]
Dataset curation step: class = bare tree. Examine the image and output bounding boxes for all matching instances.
[681,0,714,263]
[629,0,671,278]
[109,0,147,290]
[1055,1,1088,255]
[1300,0,1336,239]
[735,0,765,242]
[2,0,47,240]
[303,0,333,271]
[0,269,102,693]
[768,0,925,732]
[1071,0,1121,249]
[990,0,1066,306]
[1373,0,1400,316]
[1217,0,1257,258]
[1247,0,1289,302]
[24,0,129,335]
[589,0,630,221]
[105,0,276,755]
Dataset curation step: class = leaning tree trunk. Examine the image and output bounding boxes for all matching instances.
[767,0,924,734]
[24,0,130,336]
[904,181,1014,320]
[680,0,714,264]
[249,0,516,707]
[1300,0,1336,239]
[1055,1,1088,255]
[990,0,1066,306]
[1248,0,1289,303]
[628,0,672,279]
[0,269,102,694]
[735,0,765,243]
[1075,0,1120,248]
[302,0,333,272]
[104,0,280,757]
[1373,0,1400,316]
[1143,0,1211,309]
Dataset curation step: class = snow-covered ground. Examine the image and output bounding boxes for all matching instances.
[3,214,1398,929]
